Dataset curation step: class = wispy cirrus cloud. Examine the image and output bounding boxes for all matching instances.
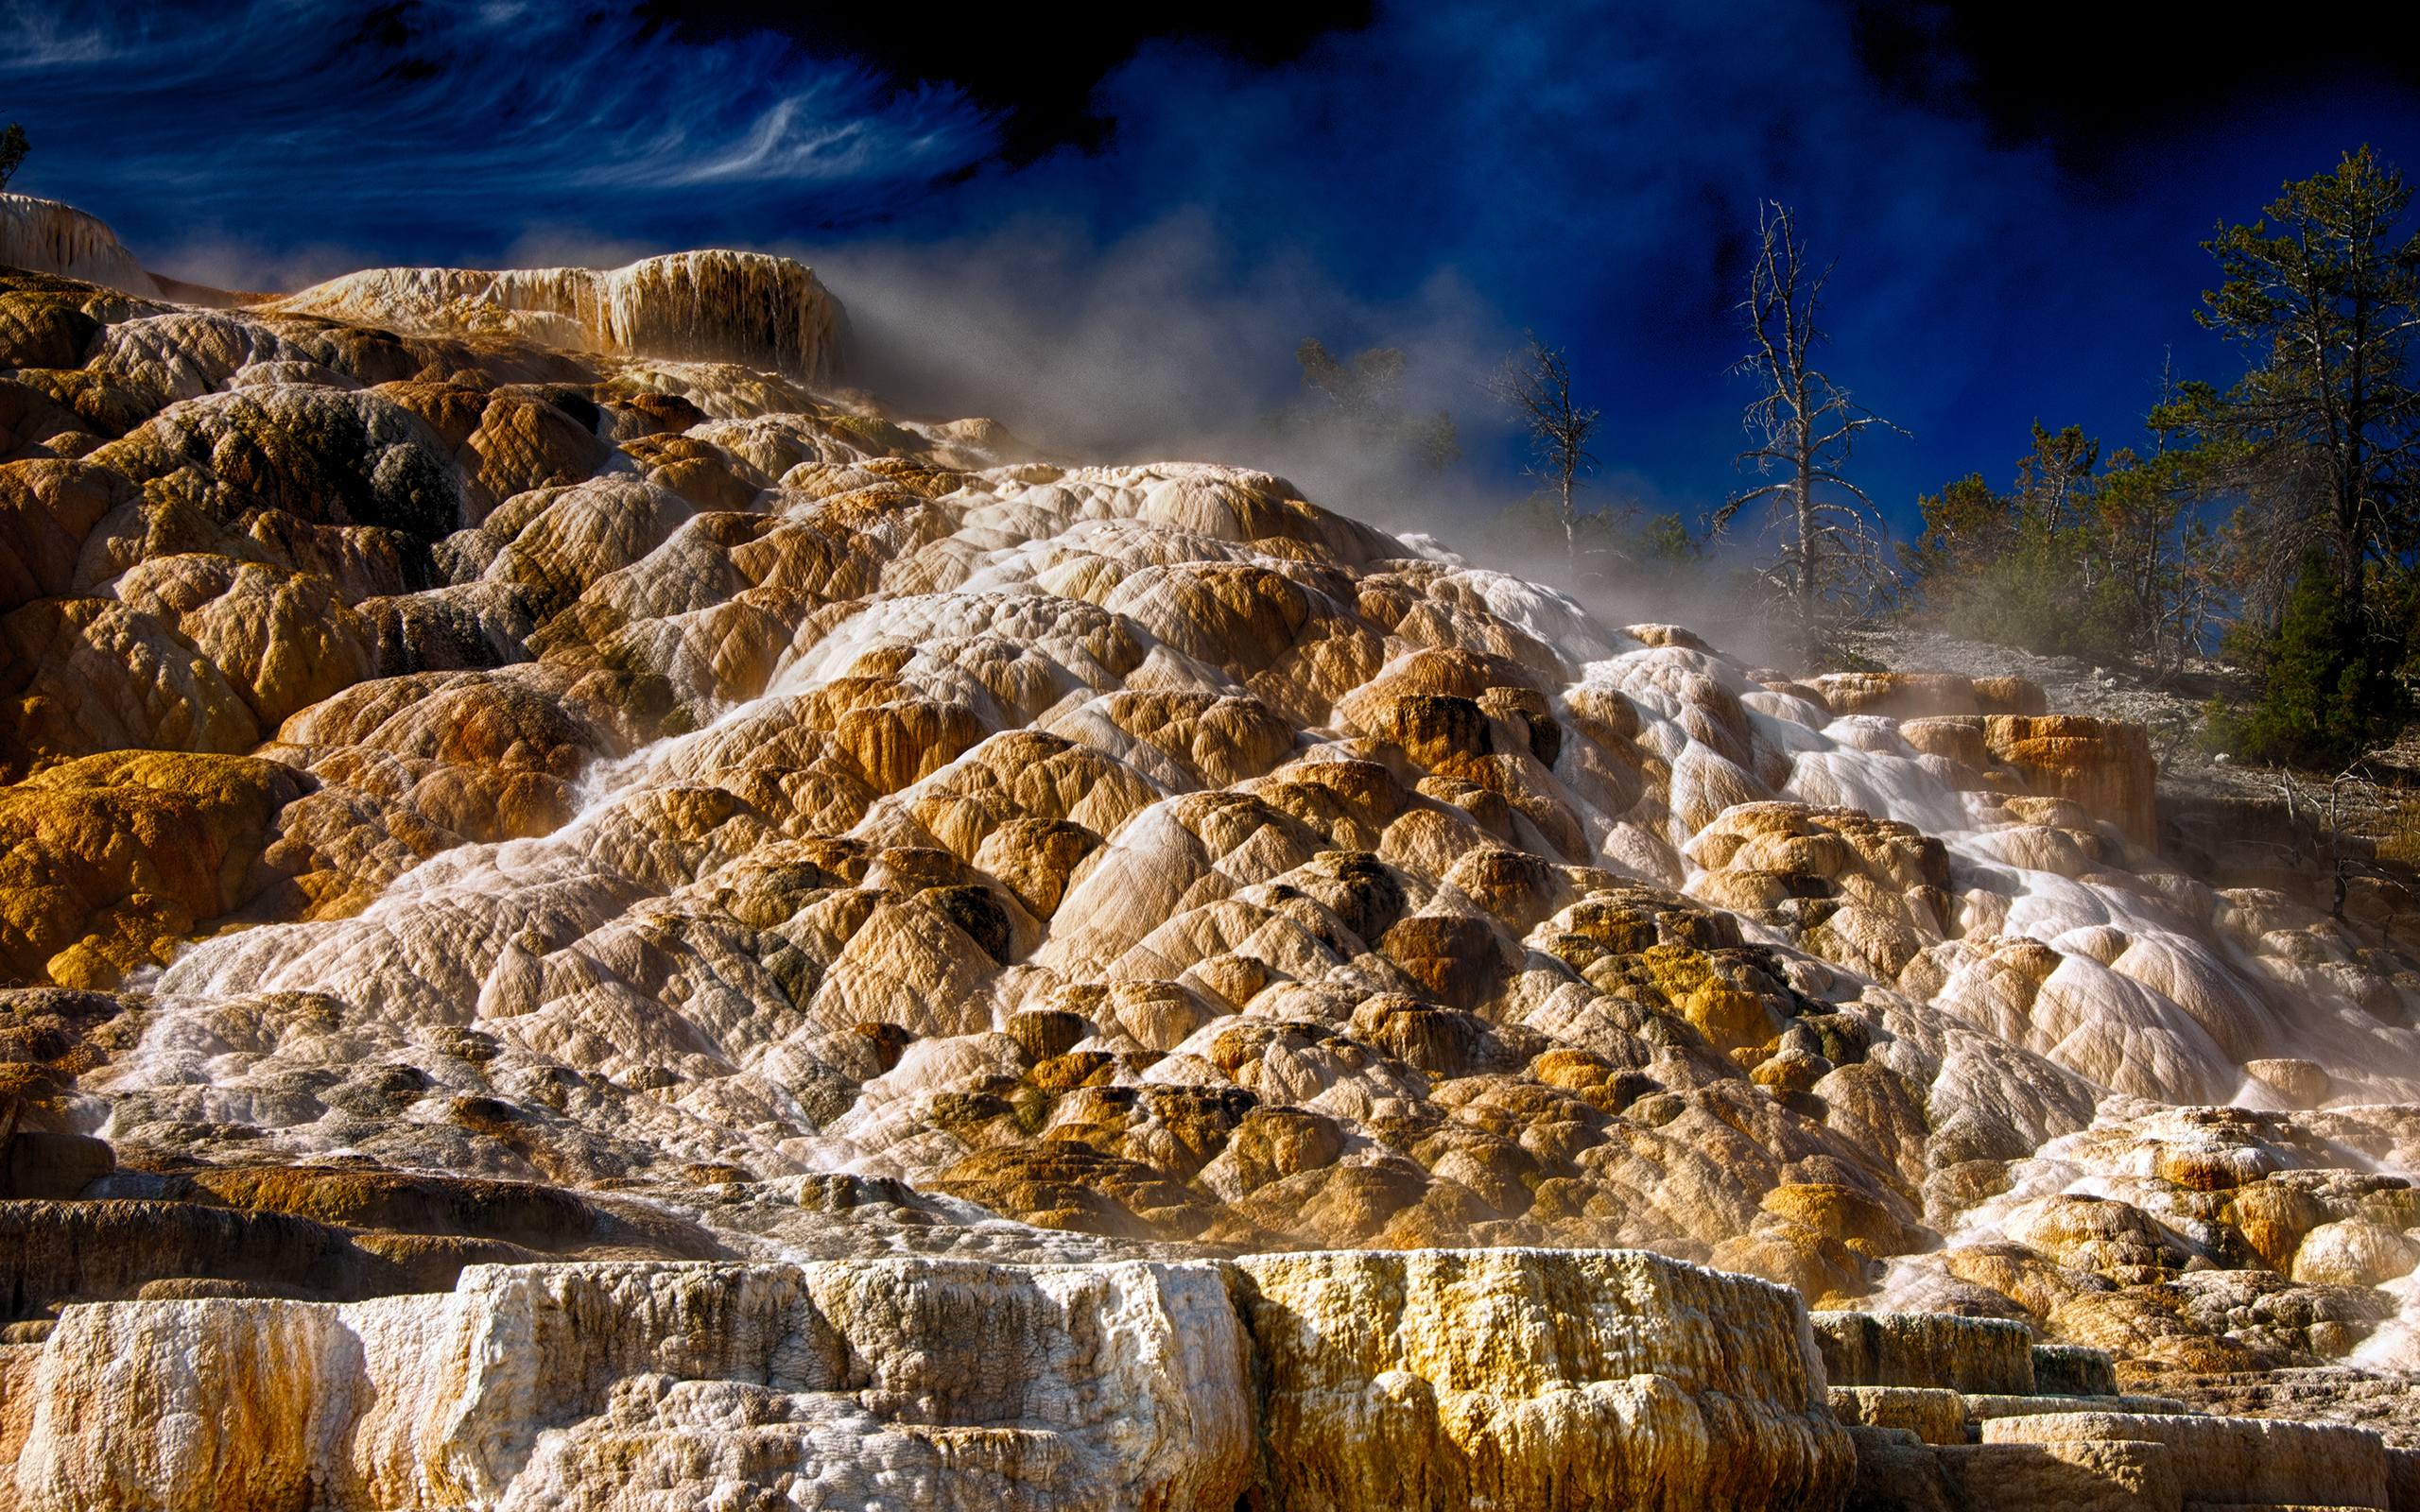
[0,0,997,275]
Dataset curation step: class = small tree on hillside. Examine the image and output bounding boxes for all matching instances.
[2197,147,2420,764]
[1293,337,1461,473]
[1488,332,1600,560]
[2014,421,2100,534]
[1902,472,2014,588]
[1713,199,1906,666]
[2216,551,2395,766]
[2094,367,2231,673]
[0,124,26,192]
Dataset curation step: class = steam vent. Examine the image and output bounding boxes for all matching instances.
[8,198,2420,1510]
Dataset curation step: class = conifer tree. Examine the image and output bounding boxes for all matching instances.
[0,124,27,193]
[2201,146,2420,611]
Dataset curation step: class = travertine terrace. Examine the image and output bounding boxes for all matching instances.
[268,252,849,386]
[6,200,2420,1508]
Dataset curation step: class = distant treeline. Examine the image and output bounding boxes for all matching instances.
[1903,147,2418,769]
[1286,147,2420,772]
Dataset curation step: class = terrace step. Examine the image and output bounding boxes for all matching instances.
[1983,1413,2389,1511]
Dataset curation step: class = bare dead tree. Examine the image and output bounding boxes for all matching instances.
[2266,744,2420,931]
[1713,200,1907,665]
[1488,333,1600,559]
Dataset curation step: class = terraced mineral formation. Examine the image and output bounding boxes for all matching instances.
[1816,1307,2420,1511]
[7,204,2420,1508]
[0,195,163,299]
[0,1247,1848,1512]
[269,251,849,384]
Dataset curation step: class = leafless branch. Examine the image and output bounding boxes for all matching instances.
[1489,332,1602,559]
[1719,198,1906,664]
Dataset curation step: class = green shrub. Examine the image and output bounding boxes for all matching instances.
[2213,554,2402,767]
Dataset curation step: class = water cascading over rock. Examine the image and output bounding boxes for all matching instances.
[7,204,2420,1510]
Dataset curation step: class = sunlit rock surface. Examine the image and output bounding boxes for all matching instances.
[1,1248,1844,1512]
[9,211,2420,1507]
[0,197,162,300]
[269,250,849,385]
[1234,1246,1849,1509]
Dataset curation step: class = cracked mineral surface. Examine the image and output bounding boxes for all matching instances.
[6,195,2420,1509]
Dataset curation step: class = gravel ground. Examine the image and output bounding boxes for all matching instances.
[2149,1368,2420,1449]
[1833,626,2273,799]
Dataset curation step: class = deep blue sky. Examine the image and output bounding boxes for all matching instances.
[8,0,2420,541]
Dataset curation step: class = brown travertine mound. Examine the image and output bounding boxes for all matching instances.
[268,250,847,386]
[8,216,2420,1509]
[0,196,163,300]
[0,752,347,987]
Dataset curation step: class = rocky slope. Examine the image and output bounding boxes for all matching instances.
[6,209,2420,1508]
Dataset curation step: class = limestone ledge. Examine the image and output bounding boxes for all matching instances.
[0,1246,1847,1512]
[0,196,160,300]
[268,252,849,385]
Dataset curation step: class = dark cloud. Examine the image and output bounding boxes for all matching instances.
[6,0,2418,545]
[1857,0,2420,171]
[633,0,1374,163]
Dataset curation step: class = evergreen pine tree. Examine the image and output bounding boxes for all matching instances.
[2223,554,2395,766]
[0,124,27,192]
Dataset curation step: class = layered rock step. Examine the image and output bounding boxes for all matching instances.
[9,1249,2411,1511]
[1988,1412,2391,1508]
[0,195,164,299]
[1813,1311,2039,1395]
[0,1246,1851,1512]
[266,251,849,383]
[1823,1310,2415,1512]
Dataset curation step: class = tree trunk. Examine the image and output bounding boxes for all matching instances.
[1795,419,1817,667]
